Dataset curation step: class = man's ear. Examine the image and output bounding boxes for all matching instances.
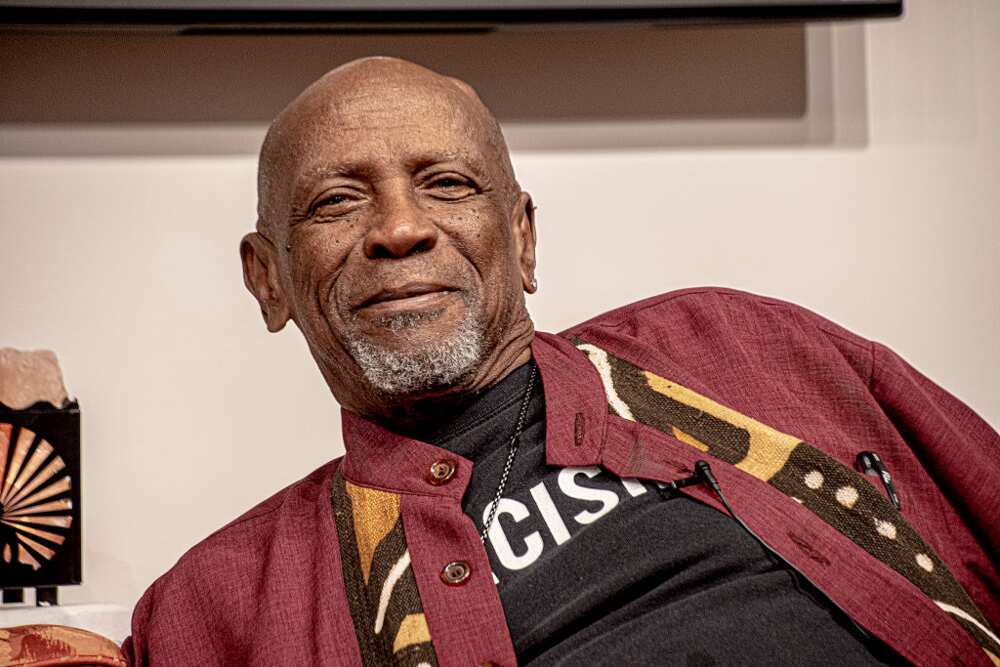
[511,192,538,294]
[240,231,291,332]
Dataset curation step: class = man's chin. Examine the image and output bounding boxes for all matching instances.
[342,314,486,396]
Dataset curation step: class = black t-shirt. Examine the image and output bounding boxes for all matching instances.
[413,362,897,665]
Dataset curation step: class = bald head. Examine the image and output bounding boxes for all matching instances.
[257,57,518,238]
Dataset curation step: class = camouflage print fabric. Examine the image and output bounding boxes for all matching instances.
[576,341,1000,665]
[331,470,438,667]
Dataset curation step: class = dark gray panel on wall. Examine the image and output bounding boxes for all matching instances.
[0,0,902,30]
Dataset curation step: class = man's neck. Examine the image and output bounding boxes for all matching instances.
[369,344,533,437]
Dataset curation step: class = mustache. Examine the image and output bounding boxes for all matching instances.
[335,263,474,313]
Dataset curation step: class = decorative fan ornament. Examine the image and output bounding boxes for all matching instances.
[0,423,73,571]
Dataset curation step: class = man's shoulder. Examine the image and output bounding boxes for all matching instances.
[565,286,869,352]
[560,286,875,384]
[565,286,865,346]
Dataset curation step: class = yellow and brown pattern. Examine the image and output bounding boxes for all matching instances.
[576,341,1000,664]
[331,470,438,667]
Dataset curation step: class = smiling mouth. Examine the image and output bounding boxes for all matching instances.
[356,283,459,313]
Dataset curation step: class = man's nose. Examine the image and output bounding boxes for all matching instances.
[363,188,439,260]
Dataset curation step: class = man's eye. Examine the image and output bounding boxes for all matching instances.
[427,177,475,198]
[317,194,348,207]
[311,193,357,217]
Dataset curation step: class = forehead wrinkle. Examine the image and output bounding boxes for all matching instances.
[329,88,430,117]
[292,111,491,178]
[292,93,487,161]
[319,102,486,143]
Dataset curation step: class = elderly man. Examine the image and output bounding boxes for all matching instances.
[123,57,999,666]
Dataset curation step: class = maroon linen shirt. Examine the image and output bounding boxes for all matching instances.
[123,287,1000,666]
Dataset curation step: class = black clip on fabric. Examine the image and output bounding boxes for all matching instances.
[856,451,901,510]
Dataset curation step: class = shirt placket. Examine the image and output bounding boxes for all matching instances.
[401,454,517,667]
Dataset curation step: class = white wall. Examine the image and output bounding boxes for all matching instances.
[1,0,997,615]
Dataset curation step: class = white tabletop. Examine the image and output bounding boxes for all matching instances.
[0,602,130,645]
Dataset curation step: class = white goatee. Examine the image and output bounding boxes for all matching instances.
[345,305,485,395]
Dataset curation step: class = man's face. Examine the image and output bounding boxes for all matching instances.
[265,78,533,398]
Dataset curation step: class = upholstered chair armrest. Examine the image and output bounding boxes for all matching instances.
[0,624,126,666]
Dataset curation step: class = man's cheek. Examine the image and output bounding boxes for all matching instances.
[291,255,339,316]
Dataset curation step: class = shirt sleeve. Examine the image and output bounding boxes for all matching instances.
[869,342,1000,558]
[120,581,154,667]
[869,341,1000,619]
[120,567,232,666]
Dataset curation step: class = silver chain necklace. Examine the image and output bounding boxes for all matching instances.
[480,363,537,543]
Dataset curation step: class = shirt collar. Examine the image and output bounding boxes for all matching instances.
[339,331,608,497]
[531,331,607,467]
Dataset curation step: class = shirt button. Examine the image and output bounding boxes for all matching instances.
[440,560,471,586]
[427,458,457,486]
[479,662,501,667]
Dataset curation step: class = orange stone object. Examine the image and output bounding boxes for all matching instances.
[0,350,70,410]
